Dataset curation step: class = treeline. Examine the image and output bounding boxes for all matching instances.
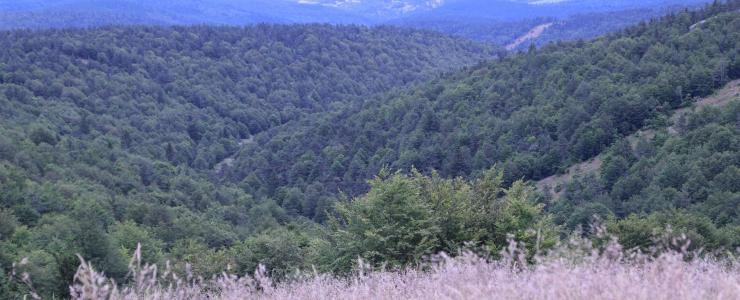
[3,167,557,297]
[0,11,162,30]
[0,24,491,297]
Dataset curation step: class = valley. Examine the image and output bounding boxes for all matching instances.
[0,1,739,299]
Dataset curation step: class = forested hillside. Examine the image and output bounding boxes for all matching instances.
[0,24,491,170]
[551,80,740,249]
[397,0,711,22]
[226,2,740,213]
[2,1,740,298]
[213,2,740,279]
[0,25,491,296]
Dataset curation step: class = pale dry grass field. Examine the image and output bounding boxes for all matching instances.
[52,236,739,300]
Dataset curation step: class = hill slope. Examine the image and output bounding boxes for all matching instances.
[549,79,739,236]
[0,24,491,170]
[0,24,491,296]
[412,0,711,20]
[537,79,740,199]
[225,2,740,219]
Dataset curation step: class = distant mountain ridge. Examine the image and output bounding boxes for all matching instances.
[0,0,368,28]
[379,0,713,21]
[0,0,715,29]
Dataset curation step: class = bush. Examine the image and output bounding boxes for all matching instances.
[327,168,558,271]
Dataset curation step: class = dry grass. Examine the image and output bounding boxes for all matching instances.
[61,236,739,300]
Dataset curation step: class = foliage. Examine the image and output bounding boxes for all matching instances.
[229,225,326,280]
[1,1,740,297]
[397,7,686,49]
[327,168,558,272]
[228,1,740,215]
[0,24,491,297]
[555,101,740,251]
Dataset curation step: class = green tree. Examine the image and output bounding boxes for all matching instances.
[110,221,164,266]
[229,226,324,279]
[0,209,18,240]
[330,170,440,271]
[328,168,558,271]
[489,181,558,255]
[28,126,57,146]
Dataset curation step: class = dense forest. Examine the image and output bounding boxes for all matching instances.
[0,25,492,296]
[0,0,711,30]
[226,2,740,215]
[554,87,740,250]
[1,1,739,298]
[530,8,701,49]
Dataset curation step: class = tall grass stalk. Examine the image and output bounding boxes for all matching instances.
[58,234,739,300]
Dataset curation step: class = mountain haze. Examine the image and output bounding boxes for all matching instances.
[0,0,715,28]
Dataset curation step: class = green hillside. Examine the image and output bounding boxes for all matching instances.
[1,1,739,298]
[0,24,491,296]
[227,3,740,216]
[550,79,739,250]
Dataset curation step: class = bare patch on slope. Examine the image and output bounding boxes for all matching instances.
[537,79,740,199]
[505,22,554,51]
[536,157,602,200]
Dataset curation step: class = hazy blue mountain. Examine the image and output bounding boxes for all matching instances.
[0,0,717,30]
[0,0,719,53]
[391,5,702,48]
[0,0,368,29]
[397,0,712,21]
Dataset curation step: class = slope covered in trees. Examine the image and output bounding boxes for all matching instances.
[401,0,712,21]
[2,1,740,298]
[551,81,740,250]
[0,25,492,296]
[213,2,740,280]
[0,24,491,171]
[226,2,740,214]
[1,0,714,51]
